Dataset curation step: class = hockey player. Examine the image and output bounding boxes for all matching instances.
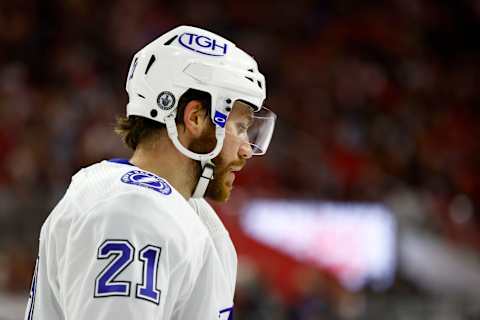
[24,26,276,320]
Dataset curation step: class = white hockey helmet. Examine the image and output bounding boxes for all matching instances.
[125,25,275,164]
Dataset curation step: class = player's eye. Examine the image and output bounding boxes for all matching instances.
[236,123,249,135]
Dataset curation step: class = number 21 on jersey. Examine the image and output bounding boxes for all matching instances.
[94,240,161,305]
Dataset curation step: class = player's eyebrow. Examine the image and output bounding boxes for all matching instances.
[232,101,254,125]
[245,113,254,127]
[237,109,253,127]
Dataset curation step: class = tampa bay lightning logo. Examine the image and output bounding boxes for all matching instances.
[121,170,172,195]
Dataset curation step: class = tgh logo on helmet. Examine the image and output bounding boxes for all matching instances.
[157,91,176,110]
[178,32,228,57]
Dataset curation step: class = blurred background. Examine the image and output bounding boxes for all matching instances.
[1,0,480,319]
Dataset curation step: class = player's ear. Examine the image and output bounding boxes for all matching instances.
[183,100,209,137]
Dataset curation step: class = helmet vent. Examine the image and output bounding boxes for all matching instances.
[246,69,255,83]
[245,76,263,89]
[137,93,146,99]
[164,35,178,46]
[145,55,156,75]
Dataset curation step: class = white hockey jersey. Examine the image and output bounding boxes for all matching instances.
[24,159,237,320]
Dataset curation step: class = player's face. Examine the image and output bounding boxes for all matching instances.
[206,102,254,201]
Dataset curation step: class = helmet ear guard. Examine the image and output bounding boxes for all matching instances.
[125,25,276,198]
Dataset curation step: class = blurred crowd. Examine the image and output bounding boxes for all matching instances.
[1,0,479,319]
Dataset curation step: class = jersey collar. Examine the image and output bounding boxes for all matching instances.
[108,158,134,166]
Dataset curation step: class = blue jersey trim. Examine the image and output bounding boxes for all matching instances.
[108,158,134,166]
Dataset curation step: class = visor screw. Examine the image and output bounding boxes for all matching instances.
[226,98,232,104]
[225,106,232,112]
[150,109,158,117]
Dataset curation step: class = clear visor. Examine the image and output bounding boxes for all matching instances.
[247,107,276,155]
[225,104,276,156]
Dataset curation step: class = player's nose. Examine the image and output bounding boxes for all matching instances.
[239,141,253,160]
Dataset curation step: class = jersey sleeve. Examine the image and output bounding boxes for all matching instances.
[53,191,196,320]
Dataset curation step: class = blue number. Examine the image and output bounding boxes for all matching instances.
[136,245,162,304]
[26,256,39,320]
[219,306,234,320]
[95,240,134,297]
[94,241,163,304]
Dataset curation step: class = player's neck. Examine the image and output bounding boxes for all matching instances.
[129,138,198,200]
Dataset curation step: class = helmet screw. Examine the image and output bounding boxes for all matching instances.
[225,106,232,112]
[226,98,232,104]
[150,109,158,117]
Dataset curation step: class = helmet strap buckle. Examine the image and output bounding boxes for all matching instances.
[192,160,215,198]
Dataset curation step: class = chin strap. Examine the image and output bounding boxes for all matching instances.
[192,160,215,198]
[165,113,220,198]
[165,113,225,163]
